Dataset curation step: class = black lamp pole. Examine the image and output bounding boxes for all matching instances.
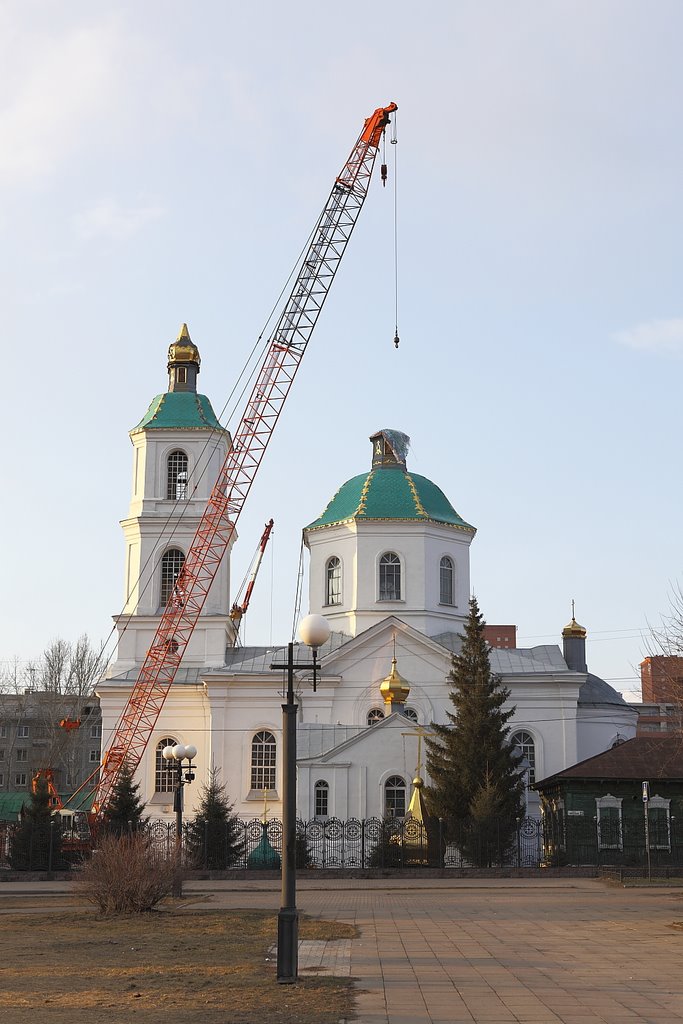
[278,641,298,983]
[162,743,196,899]
[271,616,328,985]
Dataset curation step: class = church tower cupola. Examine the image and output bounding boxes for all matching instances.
[370,428,410,470]
[168,323,201,393]
[562,604,587,673]
[380,656,411,709]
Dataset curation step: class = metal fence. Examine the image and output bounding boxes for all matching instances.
[3,814,682,873]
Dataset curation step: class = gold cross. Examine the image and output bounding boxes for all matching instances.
[401,724,432,777]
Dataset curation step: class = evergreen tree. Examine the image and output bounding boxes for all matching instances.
[102,764,147,837]
[9,778,63,870]
[425,596,524,863]
[185,767,245,869]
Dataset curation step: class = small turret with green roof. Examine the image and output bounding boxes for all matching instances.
[131,324,227,435]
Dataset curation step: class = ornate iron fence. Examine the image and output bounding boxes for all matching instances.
[5,815,681,872]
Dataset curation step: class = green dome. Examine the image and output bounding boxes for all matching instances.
[306,467,474,532]
[131,392,226,433]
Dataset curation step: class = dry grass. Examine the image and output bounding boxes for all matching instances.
[0,908,357,1024]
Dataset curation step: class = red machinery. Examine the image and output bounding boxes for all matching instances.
[91,102,398,815]
[229,518,275,642]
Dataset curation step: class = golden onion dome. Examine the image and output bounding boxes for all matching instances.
[562,616,587,639]
[168,323,201,367]
[379,656,411,707]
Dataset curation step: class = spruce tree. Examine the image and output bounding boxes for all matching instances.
[425,596,524,862]
[102,763,147,837]
[185,767,245,869]
[9,778,63,870]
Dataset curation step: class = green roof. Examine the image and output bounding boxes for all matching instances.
[132,392,226,432]
[0,793,27,822]
[306,469,475,531]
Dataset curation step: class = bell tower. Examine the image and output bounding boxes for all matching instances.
[107,325,236,674]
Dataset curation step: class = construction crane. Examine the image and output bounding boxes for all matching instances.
[90,101,398,816]
[229,518,274,644]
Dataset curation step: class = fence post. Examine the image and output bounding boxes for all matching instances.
[48,819,54,876]
[438,818,444,869]
[516,817,521,867]
[361,820,366,869]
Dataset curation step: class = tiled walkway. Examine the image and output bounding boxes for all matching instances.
[189,877,683,1024]
[3,877,683,1022]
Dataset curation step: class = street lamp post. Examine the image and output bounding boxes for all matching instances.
[162,742,197,897]
[271,613,330,985]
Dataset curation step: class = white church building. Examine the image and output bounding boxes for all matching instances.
[98,330,638,822]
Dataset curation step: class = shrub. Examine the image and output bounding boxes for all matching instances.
[78,834,175,914]
[185,767,245,869]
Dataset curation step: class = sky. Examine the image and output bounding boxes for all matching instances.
[2,1,682,700]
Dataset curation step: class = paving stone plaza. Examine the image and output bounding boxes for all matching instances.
[4,876,683,1023]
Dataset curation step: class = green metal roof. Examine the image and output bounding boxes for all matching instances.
[0,793,27,822]
[132,392,226,433]
[306,469,475,531]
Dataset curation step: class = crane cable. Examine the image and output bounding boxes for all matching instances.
[392,112,400,350]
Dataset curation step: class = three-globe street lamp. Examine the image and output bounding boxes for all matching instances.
[162,742,197,897]
[270,613,331,984]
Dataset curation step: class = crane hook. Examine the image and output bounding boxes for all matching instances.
[393,331,400,349]
[381,163,388,187]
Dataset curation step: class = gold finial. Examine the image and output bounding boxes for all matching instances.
[562,600,587,639]
[168,323,201,367]
[380,655,411,707]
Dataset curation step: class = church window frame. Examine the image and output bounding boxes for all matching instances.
[402,706,419,724]
[325,556,342,606]
[155,736,178,793]
[314,780,329,818]
[439,555,455,605]
[167,450,189,501]
[251,730,277,792]
[367,708,384,726]
[511,730,536,785]
[384,775,406,818]
[378,551,402,602]
[160,549,185,608]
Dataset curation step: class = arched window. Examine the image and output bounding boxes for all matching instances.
[325,556,342,606]
[160,549,185,607]
[367,708,384,726]
[314,780,329,818]
[402,707,419,724]
[384,775,406,818]
[379,552,401,601]
[251,730,276,791]
[439,555,455,605]
[155,737,178,792]
[167,450,189,500]
[511,730,536,785]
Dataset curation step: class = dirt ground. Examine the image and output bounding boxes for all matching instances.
[0,905,356,1024]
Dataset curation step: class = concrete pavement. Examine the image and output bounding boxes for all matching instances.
[3,876,683,1023]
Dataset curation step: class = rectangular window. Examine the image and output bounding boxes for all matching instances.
[17,725,29,738]
[0,725,6,738]
[596,800,623,849]
[0,749,4,761]
[15,773,27,787]
[90,724,102,739]
[89,749,101,763]
[0,774,4,787]
[16,749,27,762]
[648,801,671,850]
